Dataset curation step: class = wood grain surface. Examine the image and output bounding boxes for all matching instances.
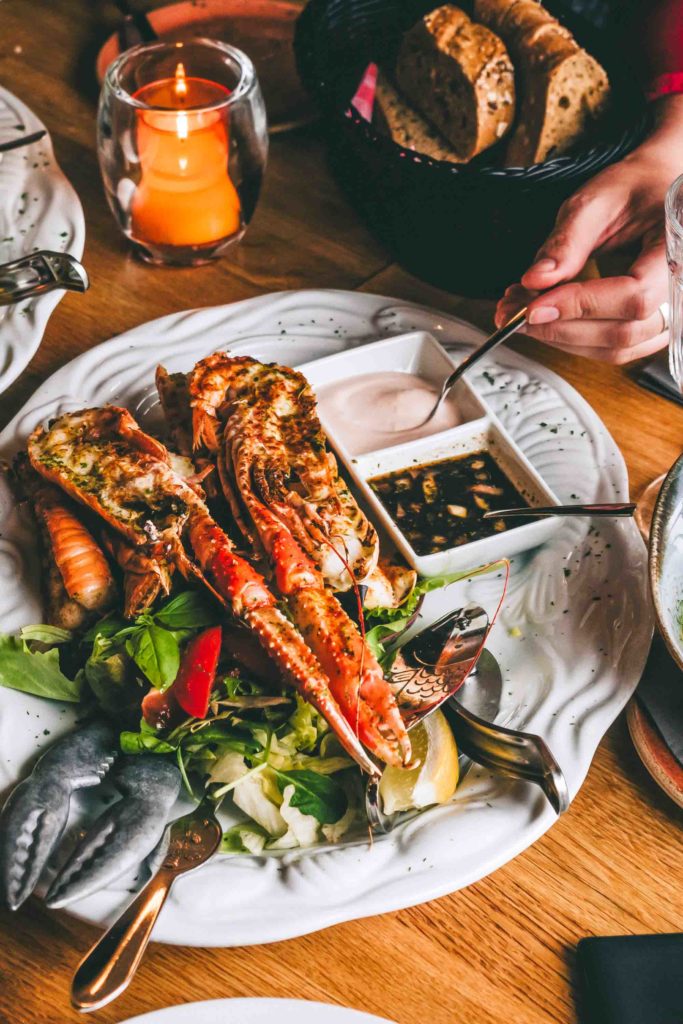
[0,3,681,1023]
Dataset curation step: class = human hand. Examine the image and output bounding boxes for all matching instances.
[495,96,683,364]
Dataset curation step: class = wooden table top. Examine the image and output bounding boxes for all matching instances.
[1,4,682,1023]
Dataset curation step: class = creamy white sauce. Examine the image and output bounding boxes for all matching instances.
[316,371,461,455]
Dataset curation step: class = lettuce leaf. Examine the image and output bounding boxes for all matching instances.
[0,634,83,702]
[272,768,348,824]
[221,822,269,854]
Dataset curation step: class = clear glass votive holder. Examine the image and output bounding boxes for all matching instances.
[97,38,268,266]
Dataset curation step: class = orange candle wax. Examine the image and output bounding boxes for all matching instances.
[131,63,242,247]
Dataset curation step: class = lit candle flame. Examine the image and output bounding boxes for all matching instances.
[174,62,188,99]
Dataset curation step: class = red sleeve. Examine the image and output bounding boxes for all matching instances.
[643,0,683,99]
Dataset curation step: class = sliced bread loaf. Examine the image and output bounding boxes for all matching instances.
[396,4,515,161]
[373,71,464,163]
[474,0,610,166]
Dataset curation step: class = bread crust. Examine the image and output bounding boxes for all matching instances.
[396,4,515,161]
[473,0,610,165]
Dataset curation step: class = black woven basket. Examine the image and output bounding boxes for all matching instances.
[294,0,651,297]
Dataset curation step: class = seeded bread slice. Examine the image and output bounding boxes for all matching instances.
[474,0,610,166]
[373,72,465,163]
[396,5,515,161]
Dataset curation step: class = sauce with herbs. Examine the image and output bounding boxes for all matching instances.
[368,449,530,555]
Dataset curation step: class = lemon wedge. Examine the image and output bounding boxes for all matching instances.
[379,710,459,815]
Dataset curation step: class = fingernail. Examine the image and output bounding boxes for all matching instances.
[530,258,557,274]
[528,306,560,325]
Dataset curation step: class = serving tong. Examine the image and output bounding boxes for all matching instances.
[0,251,89,307]
[366,603,569,831]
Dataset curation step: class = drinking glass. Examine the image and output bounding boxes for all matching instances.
[97,39,268,266]
[634,174,683,539]
[666,172,683,386]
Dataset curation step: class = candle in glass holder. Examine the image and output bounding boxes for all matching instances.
[131,62,242,248]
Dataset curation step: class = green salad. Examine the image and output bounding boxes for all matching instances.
[0,572,472,852]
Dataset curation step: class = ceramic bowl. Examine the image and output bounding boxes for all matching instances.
[649,453,683,670]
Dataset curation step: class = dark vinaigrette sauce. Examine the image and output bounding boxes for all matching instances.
[368,449,530,555]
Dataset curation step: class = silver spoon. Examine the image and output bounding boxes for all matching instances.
[404,306,528,432]
[71,798,222,1012]
[483,502,636,519]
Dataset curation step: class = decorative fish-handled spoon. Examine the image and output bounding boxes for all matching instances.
[366,605,569,832]
[71,798,222,1013]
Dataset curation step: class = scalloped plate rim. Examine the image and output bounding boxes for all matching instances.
[0,85,85,394]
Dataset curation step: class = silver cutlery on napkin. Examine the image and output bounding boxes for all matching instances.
[0,251,88,306]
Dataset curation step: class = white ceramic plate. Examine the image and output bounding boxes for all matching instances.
[0,86,85,393]
[0,289,652,947]
[120,999,395,1024]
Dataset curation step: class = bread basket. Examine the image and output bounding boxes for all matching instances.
[294,0,650,297]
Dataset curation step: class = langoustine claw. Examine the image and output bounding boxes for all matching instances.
[186,510,381,776]
[222,497,411,767]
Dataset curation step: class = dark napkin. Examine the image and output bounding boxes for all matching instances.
[638,634,683,768]
[637,351,683,406]
[578,934,683,1024]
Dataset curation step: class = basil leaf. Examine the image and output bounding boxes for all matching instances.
[365,619,413,670]
[154,590,219,630]
[82,614,128,643]
[128,625,179,690]
[0,634,83,702]
[272,768,348,824]
[20,624,73,646]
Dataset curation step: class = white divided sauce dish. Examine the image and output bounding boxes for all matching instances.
[298,331,561,576]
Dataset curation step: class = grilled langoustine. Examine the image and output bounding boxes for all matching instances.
[27,406,380,777]
[13,453,117,630]
[188,353,379,591]
[186,354,411,768]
